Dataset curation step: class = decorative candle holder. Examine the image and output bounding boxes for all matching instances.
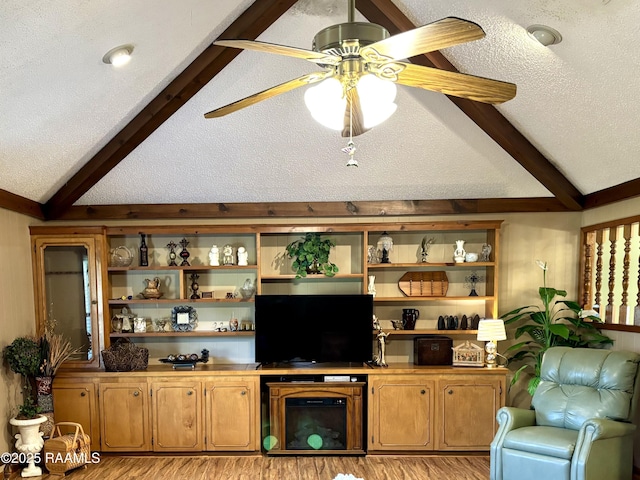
[179,238,190,266]
[166,241,178,266]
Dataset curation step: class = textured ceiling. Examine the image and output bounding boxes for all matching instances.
[1,0,639,210]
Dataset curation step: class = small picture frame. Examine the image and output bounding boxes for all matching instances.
[201,291,213,299]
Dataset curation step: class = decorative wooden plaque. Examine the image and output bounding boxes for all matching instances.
[398,271,449,297]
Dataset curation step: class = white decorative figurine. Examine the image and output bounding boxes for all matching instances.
[237,246,248,266]
[208,245,220,266]
[368,275,376,296]
[453,239,466,263]
[222,244,234,265]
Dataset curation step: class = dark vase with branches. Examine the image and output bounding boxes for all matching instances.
[501,260,613,396]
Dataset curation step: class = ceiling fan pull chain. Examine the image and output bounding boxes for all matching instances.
[342,98,357,167]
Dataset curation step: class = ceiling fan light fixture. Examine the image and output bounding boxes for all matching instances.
[356,74,397,128]
[526,25,562,46]
[102,44,134,66]
[304,77,346,130]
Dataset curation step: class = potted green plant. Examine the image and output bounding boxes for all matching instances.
[285,233,339,278]
[501,260,613,396]
[3,336,42,419]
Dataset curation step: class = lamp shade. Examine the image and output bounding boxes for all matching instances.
[304,74,397,131]
[476,319,506,341]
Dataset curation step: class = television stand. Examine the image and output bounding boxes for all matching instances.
[265,381,365,455]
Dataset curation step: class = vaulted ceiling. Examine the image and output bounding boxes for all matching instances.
[2,0,639,221]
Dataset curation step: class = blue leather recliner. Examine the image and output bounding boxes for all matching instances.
[490,346,640,480]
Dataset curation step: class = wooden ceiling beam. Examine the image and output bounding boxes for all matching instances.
[55,198,572,221]
[356,0,584,211]
[42,0,299,221]
[583,178,640,210]
[0,189,45,219]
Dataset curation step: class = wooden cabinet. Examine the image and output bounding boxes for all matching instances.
[99,381,151,451]
[368,375,435,451]
[436,376,504,450]
[30,227,106,369]
[369,371,506,452]
[204,377,259,451]
[151,380,203,451]
[51,381,99,451]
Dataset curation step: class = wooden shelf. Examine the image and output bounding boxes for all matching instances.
[367,262,494,269]
[375,329,479,336]
[110,331,255,338]
[260,273,364,281]
[374,296,495,302]
[108,264,257,272]
[108,298,254,305]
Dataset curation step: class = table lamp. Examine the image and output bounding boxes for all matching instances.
[477,319,507,368]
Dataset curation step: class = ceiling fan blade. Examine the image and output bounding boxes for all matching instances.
[342,88,369,138]
[215,39,341,66]
[361,17,485,63]
[394,62,516,104]
[204,71,332,119]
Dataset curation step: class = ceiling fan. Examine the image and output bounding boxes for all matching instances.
[204,0,516,138]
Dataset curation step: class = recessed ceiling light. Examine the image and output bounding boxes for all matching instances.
[102,44,134,66]
[526,25,562,46]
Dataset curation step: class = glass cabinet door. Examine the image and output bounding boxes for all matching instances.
[32,236,103,369]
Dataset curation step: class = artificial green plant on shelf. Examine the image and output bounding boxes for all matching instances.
[501,260,613,396]
[285,233,339,279]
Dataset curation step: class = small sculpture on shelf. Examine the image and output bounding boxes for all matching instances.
[480,243,492,262]
[367,245,378,264]
[179,238,190,266]
[367,275,376,296]
[464,271,484,296]
[239,279,255,300]
[420,236,435,263]
[237,246,248,266]
[166,241,178,266]
[372,314,381,331]
[222,244,234,265]
[189,273,200,299]
[453,239,466,263]
[377,231,393,264]
[373,330,389,367]
[141,277,162,299]
[209,245,220,266]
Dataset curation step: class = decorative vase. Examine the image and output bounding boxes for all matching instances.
[453,240,466,263]
[35,376,54,437]
[368,275,376,296]
[9,415,47,477]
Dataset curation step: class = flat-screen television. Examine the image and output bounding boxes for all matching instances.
[255,294,374,366]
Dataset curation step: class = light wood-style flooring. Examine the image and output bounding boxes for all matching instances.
[6,455,490,479]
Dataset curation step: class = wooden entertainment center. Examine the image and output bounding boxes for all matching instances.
[33,220,506,455]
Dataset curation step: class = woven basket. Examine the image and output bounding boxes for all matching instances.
[44,422,91,476]
[101,338,148,372]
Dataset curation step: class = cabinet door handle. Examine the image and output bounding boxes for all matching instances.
[448,389,454,395]
[420,390,426,395]
[187,390,193,396]
[133,391,139,397]
[80,392,86,397]
[241,390,246,396]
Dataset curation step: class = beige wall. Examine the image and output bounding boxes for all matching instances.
[0,209,38,452]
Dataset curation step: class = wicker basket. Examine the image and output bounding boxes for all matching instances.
[101,338,149,372]
[44,422,91,477]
